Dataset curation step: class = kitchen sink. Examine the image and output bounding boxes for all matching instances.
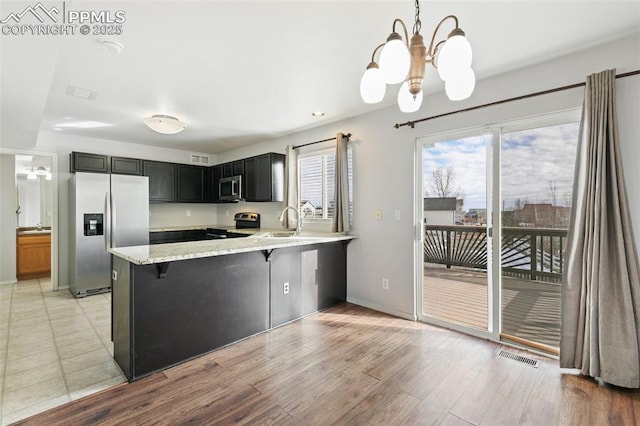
[260,231,297,238]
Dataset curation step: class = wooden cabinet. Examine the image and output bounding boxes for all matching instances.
[70,152,109,173]
[16,233,51,280]
[143,161,176,203]
[210,166,222,202]
[244,153,285,202]
[111,157,142,175]
[177,165,207,203]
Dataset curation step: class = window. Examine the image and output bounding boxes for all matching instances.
[298,146,353,220]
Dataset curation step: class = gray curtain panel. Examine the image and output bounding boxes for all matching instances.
[560,69,640,388]
[332,133,350,233]
[281,145,299,229]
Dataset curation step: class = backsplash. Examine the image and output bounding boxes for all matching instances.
[149,204,217,229]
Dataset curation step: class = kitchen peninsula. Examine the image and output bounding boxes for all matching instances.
[110,233,354,381]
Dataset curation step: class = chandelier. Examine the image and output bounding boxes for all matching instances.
[359,0,475,113]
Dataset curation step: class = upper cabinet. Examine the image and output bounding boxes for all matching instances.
[244,153,285,202]
[111,157,142,175]
[70,152,109,173]
[211,165,222,202]
[70,151,285,204]
[143,161,176,203]
[177,165,210,203]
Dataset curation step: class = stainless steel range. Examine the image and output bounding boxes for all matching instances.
[234,212,261,229]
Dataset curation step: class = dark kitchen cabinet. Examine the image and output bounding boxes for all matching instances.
[177,165,207,203]
[244,153,285,202]
[149,231,185,244]
[210,165,222,202]
[143,161,176,203]
[220,160,244,178]
[70,152,109,173]
[111,157,142,175]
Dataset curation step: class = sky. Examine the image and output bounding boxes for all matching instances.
[423,122,580,210]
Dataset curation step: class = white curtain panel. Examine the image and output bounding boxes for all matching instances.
[281,145,299,229]
[560,69,640,388]
[332,133,350,233]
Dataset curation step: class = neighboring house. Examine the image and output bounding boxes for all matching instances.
[516,203,571,228]
[299,200,317,218]
[424,197,457,225]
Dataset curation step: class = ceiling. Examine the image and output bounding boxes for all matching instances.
[1,1,639,154]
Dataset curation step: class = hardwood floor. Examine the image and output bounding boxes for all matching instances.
[15,303,639,425]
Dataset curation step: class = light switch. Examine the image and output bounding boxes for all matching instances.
[394,209,401,221]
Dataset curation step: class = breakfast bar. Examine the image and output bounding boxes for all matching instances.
[109,233,353,381]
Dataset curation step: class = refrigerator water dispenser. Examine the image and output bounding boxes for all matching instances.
[83,213,104,236]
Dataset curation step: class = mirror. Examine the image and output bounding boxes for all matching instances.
[15,154,53,227]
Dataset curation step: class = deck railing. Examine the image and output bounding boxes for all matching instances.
[424,225,568,283]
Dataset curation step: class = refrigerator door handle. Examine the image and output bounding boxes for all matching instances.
[111,193,117,248]
[105,191,111,250]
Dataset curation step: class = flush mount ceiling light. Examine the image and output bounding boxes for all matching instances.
[359,0,475,112]
[311,111,325,117]
[143,115,187,135]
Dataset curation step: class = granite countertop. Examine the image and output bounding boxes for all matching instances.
[110,232,355,265]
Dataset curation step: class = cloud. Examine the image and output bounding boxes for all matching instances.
[423,122,579,210]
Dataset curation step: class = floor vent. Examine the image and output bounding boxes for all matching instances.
[498,350,539,368]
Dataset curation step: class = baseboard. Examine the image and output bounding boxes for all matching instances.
[346,297,417,321]
[0,279,17,286]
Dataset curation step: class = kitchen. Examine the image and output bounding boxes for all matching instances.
[1,0,640,424]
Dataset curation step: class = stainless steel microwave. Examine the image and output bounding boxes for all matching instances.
[219,175,242,201]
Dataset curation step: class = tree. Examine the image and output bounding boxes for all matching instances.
[547,180,558,206]
[429,166,458,198]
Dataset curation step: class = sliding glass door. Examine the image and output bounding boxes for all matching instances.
[499,120,579,352]
[420,132,492,333]
[417,111,580,350]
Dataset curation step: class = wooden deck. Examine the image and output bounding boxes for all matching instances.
[423,265,561,348]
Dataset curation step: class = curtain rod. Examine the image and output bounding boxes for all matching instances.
[292,132,352,150]
[394,69,640,129]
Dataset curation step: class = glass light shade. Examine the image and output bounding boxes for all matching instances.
[437,34,473,81]
[27,171,37,180]
[143,115,187,134]
[445,67,476,101]
[360,67,386,104]
[397,81,423,113]
[379,38,410,84]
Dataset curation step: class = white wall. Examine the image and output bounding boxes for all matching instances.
[0,154,17,284]
[33,132,218,288]
[216,32,640,319]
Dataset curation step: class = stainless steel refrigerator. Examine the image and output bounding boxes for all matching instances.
[69,172,149,297]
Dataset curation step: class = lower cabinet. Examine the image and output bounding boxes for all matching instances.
[16,234,51,280]
[270,242,347,325]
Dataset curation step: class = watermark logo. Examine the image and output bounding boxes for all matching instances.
[1,1,126,36]
[0,2,59,24]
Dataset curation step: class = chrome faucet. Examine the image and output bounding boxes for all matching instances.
[278,206,302,235]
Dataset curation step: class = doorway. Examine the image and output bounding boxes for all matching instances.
[416,110,581,351]
[0,149,58,289]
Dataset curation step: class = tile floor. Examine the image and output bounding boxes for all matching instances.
[0,278,125,425]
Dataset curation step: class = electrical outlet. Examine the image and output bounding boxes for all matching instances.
[382,278,389,290]
[283,282,290,295]
[112,270,118,281]
[375,210,382,220]
[186,210,191,217]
